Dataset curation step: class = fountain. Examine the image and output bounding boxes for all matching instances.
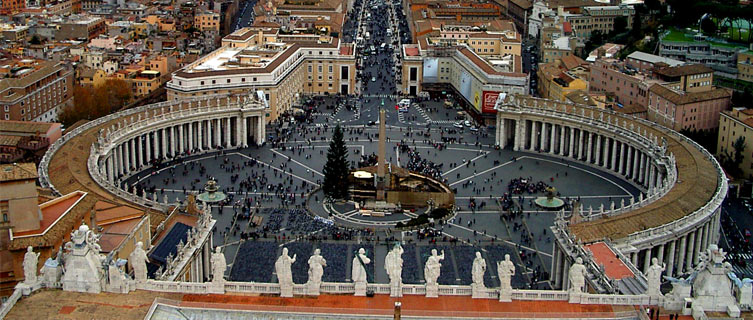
[533,186,565,210]
[196,179,227,203]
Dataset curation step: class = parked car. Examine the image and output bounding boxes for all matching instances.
[464,120,471,127]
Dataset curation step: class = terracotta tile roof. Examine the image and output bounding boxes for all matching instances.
[560,55,586,70]
[653,64,712,77]
[648,84,731,105]
[0,135,22,147]
[0,162,37,182]
[12,191,86,238]
[458,47,526,77]
[0,120,57,135]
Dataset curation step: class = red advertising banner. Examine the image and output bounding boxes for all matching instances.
[482,91,500,114]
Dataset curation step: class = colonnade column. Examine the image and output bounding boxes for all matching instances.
[594,135,601,165]
[178,124,184,155]
[198,120,204,151]
[107,155,114,183]
[586,132,593,163]
[701,223,710,253]
[171,126,177,157]
[677,235,687,274]
[207,119,213,149]
[215,119,221,147]
[685,231,696,272]
[610,138,618,170]
[643,249,652,275]
[161,128,167,158]
[667,239,676,276]
[559,125,565,155]
[602,137,609,168]
[530,121,537,151]
[114,145,121,177]
[632,149,640,180]
[236,117,242,147]
[568,127,575,157]
[241,116,248,147]
[657,243,665,270]
[693,228,703,265]
[136,137,143,168]
[549,124,556,154]
[225,118,231,148]
[188,122,194,152]
[257,116,265,145]
[578,130,585,160]
[123,141,131,172]
[153,130,160,158]
[619,142,626,175]
[145,133,151,164]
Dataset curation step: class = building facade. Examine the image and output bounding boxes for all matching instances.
[0,61,74,122]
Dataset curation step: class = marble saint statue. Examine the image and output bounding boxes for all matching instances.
[472,251,487,288]
[424,249,445,285]
[646,257,665,296]
[23,246,40,283]
[385,244,404,285]
[211,246,227,283]
[128,242,149,282]
[275,247,296,285]
[307,248,326,286]
[497,254,515,291]
[568,257,587,293]
[352,248,370,284]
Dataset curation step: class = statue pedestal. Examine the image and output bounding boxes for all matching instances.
[390,282,402,297]
[354,281,367,296]
[737,283,752,306]
[471,284,485,299]
[425,283,438,298]
[499,291,512,302]
[306,282,321,296]
[568,292,583,303]
[15,281,41,296]
[208,281,225,294]
[280,283,293,297]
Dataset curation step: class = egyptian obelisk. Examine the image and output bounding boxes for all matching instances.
[376,108,386,200]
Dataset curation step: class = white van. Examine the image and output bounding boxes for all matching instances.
[397,99,410,112]
[380,42,386,49]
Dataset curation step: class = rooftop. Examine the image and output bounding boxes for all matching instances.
[11,191,87,238]
[5,289,640,319]
[584,242,634,280]
[0,162,38,182]
[626,51,683,67]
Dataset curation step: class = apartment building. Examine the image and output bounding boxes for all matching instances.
[537,55,589,102]
[0,25,28,43]
[738,50,753,83]
[432,21,522,57]
[166,27,356,122]
[717,108,753,179]
[195,12,221,32]
[0,60,74,122]
[590,58,656,109]
[507,0,532,37]
[647,83,731,131]
[0,0,25,15]
[565,5,634,39]
[539,16,580,64]
[56,16,106,40]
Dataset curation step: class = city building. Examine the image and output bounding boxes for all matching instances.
[537,55,589,101]
[56,15,106,41]
[539,15,581,64]
[589,58,657,110]
[0,24,29,43]
[717,108,753,179]
[0,120,62,164]
[0,60,74,122]
[659,28,748,78]
[564,4,635,39]
[738,50,753,83]
[647,83,731,131]
[506,0,532,37]
[167,27,356,121]
[194,11,221,32]
[401,43,528,124]
[624,51,684,74]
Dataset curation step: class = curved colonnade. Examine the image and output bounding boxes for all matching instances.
[493,95,727,291]
[39,94,266,213]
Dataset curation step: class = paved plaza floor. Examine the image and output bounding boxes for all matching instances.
[123,100,641,289]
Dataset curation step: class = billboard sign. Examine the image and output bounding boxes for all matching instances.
[482,91,501,113]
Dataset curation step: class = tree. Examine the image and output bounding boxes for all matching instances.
[721,136,747,177]
[613,16,628,35]
[322,125,350,200]
[58,79,133,127]
[29,35,42,45]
